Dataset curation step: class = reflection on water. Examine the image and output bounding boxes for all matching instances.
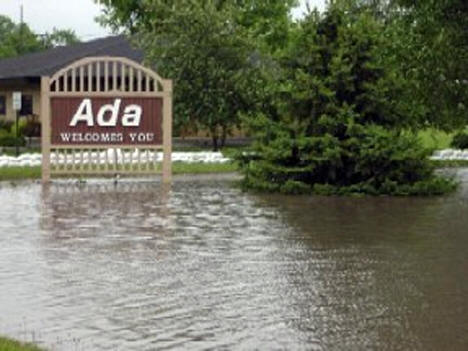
[0,171,468,350]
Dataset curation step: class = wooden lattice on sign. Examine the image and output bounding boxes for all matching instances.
[40,56,172,183]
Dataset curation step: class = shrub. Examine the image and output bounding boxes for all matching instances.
[0,135,26,147]
[238,4,456,196]
[22,120,41,137]
[0,120,14,131]
[0,128,10,138]
[450,131,468,149]
[239,122,457,195]
[10,119,28,137]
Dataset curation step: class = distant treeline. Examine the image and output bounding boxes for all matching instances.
[0,14,80,59]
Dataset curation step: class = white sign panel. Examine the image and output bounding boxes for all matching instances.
[12,92,22,111]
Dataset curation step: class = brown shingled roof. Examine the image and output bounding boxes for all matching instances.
[0,35,144,80]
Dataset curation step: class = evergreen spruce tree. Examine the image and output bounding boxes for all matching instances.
[239,2,455,195]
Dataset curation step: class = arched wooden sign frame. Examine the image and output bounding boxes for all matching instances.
[40,56,172,183]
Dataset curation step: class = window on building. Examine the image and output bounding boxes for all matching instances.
[0,96,5,115]
[20,94,33,116]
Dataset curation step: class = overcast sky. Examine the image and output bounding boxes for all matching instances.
[0,0,326,41]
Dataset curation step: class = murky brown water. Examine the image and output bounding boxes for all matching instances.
[1,171,468,351]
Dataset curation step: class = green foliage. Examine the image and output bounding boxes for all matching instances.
[97,0,298,150]
[135,2,266,150]
[9,119,28,136]
[240,122,456,195]
[172,161,237,174]
[417,129,453,151]
[40,28,80,49]
[0,119,28,146]
[0,119,40,139]
[0,120,14,132]
[98,0,298,53]
[98,0,461,196]
[430,159,468,168]
[363,0,468,130]
[0,336,44,351]
[0,135,26,147]
[231,0,299,54]
[0,15,80,59]
[451,131,468,149]
[238,1,456,196]
[22,120,41,138]
[0,15,42,58]
[0,119,38,145]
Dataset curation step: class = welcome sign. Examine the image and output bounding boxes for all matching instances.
[51,97,163,145]
[41,56,172,183]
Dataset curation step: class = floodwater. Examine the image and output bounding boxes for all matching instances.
[0,171,468,351]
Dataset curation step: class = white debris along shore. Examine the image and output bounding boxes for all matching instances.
[0,149,467,168]
[430,149,468,161]
[0,151,230,168]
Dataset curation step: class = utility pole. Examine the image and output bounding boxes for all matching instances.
[18,4,24,54]
[20,4,24,39]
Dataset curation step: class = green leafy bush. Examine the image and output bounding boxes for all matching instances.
[450,131,468,149]
[239,121,456,195]
[0,336,44,351]
[9,119,28,137]
[22,120,41,137]
[0,120,14,131]
[0,135,26,147]
[0,128,10,138]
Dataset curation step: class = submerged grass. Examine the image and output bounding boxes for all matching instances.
[0,337,44,351]
[0,162,237,182]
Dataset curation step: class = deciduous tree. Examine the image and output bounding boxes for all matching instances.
[0,15,80,59]
[350,0,468,129]
[41,28,80,49]
[0,15,42,58]
[98,0,288,149]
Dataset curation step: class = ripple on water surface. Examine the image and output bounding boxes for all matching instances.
[0,172,468,350]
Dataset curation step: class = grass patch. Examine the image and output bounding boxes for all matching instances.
[0,166,41,181]
[0,148,41,156]
[220,146,250,159]
[430,159,468,168]
[172,161,237,174]
[0,162,237,182]
[0,337,44,351]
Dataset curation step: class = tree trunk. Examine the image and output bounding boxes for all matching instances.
[221,125,227,148]
[212,135,219,151]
